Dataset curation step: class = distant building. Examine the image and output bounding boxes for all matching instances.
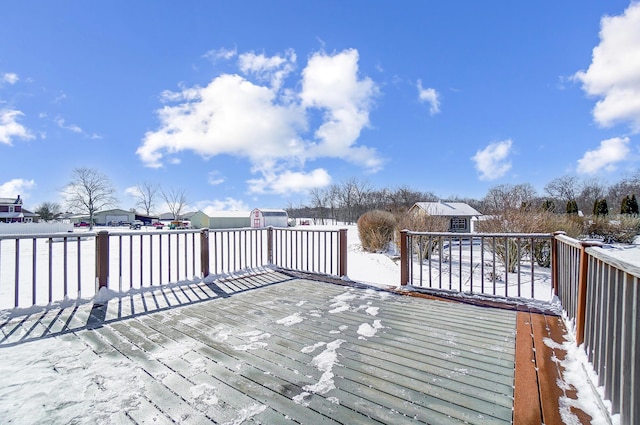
[409,202,482,233]
[250,208,289,228]
[0,195,31,223]
[184,211,209,229]
[208,211,251,229]
[92,209,136,225]
[134,214,159,225]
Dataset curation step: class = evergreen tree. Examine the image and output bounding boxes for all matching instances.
[630,194,639,214]
[621,195,630,214]
[566,199,578,214]
[594,198,609,216]
[541,199,555,212]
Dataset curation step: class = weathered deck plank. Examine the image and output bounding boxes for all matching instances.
[2,271,593,424]
[201,284,514,422]
[513,311,543,424]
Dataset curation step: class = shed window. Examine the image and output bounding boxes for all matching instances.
[450,217,466,230]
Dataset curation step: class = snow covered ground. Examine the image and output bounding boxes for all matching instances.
[0,224,624,424]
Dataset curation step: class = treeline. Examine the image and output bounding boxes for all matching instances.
[286,173,640,222]
[286,178,443,224]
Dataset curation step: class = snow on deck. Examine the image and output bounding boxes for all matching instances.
[1,271,523,424]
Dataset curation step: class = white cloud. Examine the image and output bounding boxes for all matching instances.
[207,170,225,186]
[2,73,19,85]
[138,73,306,170]
[577,136,630,174]
[239,49,296,90]
[0,109,34,145]
[203,47,237,62]
[53,116,101,139]
[138,48,381,193]
[472,139,513,181]
[124,186,140,197]
[417,79,440,115]
[247,168,331,195]
[53,91,67,104]
[199,198,250,214]
[0,178,36,198]
[573,2,640,132]
[55,117,83,134]
[299,49,382,170]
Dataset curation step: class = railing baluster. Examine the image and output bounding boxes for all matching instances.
[480,236,485,294]
[77,237,81,297]
[32,238,37,306]
[129,234,133,290]
[14,239,19,307]
[63,237,68,298]
[418,236,423,286]
[517,237,521,298]
[458,235,462,291]
[48,237,53,303]
[140,235,144,287]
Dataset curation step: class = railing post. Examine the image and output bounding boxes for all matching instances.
[551,231,566,296]
[200,229,209,278]
[267,226,273,265]
[575,240,602,346]
[95,230,109,292]
[339,228,347,277]
[400,230,409,285]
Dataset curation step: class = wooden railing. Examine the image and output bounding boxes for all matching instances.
[399,229,639,422]
[554,233,640,424]
[399,230,554,300]
[0,226,347,310]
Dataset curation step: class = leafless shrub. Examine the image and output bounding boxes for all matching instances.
[396,211,449,259]
[476,210,585,270]
[357,210,397,253]
[586,215,640,243]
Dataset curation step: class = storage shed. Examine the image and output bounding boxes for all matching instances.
[250,208,289,228]
[408,201,482,233]
[185,211,209,229]
[94,209,136,226]
[208,211,251,229]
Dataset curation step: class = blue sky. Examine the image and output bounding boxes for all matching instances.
[1,1,639,215]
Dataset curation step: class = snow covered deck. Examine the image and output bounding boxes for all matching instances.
[1,271,589,424]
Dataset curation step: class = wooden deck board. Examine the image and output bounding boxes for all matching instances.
[0,270,596,424]
[182,301,511,423]
[513,312,543,424]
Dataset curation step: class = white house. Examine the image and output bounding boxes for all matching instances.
[0,195,30,223]
[409,202,482,233]
[250,208,289,228]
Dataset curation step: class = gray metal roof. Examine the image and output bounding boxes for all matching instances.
[412,202,483,217]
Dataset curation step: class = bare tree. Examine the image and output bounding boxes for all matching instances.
[161,187,188,220]
[131,182,160,216]
[481,183,537,214]
[607,171,640,212]
[577,178,607,215]
[309,187,330,224]
[35,201,62,222]
[387,186,438,213]
[337,178,371,224]
[63,167,118,229]
[544,175,581,207]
